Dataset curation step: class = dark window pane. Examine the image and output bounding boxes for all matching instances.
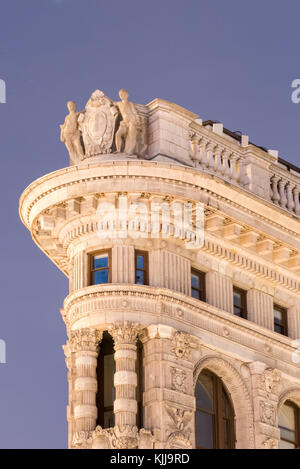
[274,308,283,323]
[274,323,283,334]
[191,273,200,288]
[233,292,241,307]
[94,269,109,284]
[94,254,108,269]
[234,306,242,317]
[136,255,144,269]
[195,411,214,449]
[192,288,200,300]
[196,373,214,412]
[104,411,114,429]
[136,270,144,285]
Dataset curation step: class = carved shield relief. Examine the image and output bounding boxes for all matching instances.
[79,90,118,157]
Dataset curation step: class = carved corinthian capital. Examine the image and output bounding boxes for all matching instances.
[109,321,140,348]
[70,328,102,352]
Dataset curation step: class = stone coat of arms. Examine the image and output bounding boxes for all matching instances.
[78,89,118,157]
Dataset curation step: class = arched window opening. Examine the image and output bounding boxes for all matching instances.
[136,339,144,428]
[279,401,300,449]
[96,331,115,428]
[195,369,235,449]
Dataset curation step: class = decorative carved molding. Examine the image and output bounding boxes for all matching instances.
[69,328,102,352]
[263,438,279,449]
[260,368,281,397]
[165,404,193,433]
[109,321,140,348]
[259,401,276,426]
[72,425,155,450]
[167,431,193,450]
[170,367,187,393]
[171,331,191,360]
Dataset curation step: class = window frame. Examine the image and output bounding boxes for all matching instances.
[195,370,235,449]
[233,287,248,320]
[135,250,149,286]
[191,268,206,302]
[279,401,300,449]
[89,249,112,286]
[273,303,288,336]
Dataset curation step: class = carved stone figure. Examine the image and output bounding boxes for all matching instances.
[60,101,84,165]
[114,89,140,155]
[171,331,191,359]
[261,368,281,397]
[165,405,193,432]
[78,90,118,157]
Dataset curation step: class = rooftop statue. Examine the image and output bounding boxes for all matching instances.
[114,89,140,156]
[60,89,147,164]
[60,101,84,165]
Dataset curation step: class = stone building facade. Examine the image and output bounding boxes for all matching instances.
[19,90,300,449]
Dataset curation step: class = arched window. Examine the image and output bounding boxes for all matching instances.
[96,331,115,428]
[279,401,300,449]
[195,369,235,449]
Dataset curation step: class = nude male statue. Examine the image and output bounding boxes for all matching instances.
[60,100,84,164]
[114,89,140,155]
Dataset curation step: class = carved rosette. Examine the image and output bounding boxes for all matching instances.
[170,367,187,393]
[259,401,276,426]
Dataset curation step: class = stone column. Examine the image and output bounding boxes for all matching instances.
[110,321,140,427]
[206,271,233,313]
[248,362,281,449]
[63,341,75,448]
[247,289,273,330]
[71,328,102,434]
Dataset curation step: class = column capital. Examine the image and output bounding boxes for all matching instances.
[70,328,102,353]
[110,321,141,348]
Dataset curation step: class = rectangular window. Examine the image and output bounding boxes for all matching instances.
[233,287,247,319]
[274,304,288,336]
[90,250,111,285]
[135,251,148,285]
[191,269,206,302]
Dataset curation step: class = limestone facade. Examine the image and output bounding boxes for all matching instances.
[19,91,300,449]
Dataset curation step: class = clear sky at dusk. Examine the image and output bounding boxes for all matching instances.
[0,0,299,448]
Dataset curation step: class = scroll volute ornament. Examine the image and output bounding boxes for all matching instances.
[70,328,102,352]
[109,321,140,347]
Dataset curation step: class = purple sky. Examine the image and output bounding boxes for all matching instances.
[0,0,299,448]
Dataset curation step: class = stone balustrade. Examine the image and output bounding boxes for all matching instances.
[189,127,300,218]
[270,168,300,216]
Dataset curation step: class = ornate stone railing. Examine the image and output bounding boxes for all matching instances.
[188,125,300,218]
[189,132,249,187]
[270,165,300,216]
